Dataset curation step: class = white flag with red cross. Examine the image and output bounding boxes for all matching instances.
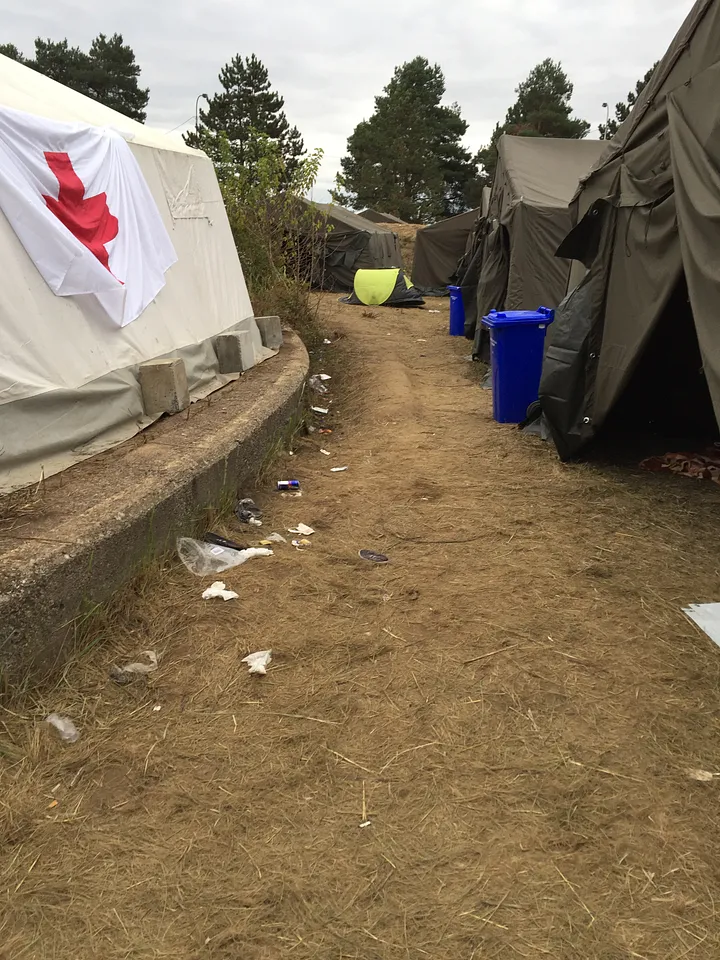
[0,105,177,327]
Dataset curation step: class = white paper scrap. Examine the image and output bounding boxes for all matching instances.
[120,650,158,675]
[311,406,329,414]
[202,581,239,601]
[288,523,315,536]
[683,603,720,648]
[331,466,348,473]
[242,650,272,675]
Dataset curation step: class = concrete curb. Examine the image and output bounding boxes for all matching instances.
[0,329,309,683]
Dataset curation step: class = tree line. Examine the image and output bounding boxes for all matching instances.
[1,35,656,222]
[1,35,149,122]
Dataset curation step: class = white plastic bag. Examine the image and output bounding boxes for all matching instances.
[46,713,80,743]
[177,538,272,576]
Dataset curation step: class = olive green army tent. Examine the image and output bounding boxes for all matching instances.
[540,0,720,459]
[359,209,406,224]
[300,202,402,291]
[341,268,424,307]
[412,207,482,292]
[469,136,607,359]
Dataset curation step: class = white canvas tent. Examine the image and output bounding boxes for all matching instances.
[0,54,273,492]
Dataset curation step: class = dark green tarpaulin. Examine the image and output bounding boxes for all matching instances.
[359,209,406,224]
[412,207,482,290]
[539,0,720,459]
[298,201,403,291]
[469,136,607,360]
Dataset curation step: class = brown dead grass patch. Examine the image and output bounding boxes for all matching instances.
[1,295,720,958]
[382,222,423,276]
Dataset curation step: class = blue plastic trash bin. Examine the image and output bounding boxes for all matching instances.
[447,285,465,336]
[480,307,555,423]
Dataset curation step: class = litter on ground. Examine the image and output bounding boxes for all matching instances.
[111,650,159,679]
[45,714,80,743]
[204,532,247,552]
[235,498,263,524]
[359,549,389,563]
[331,466,348,472]
[288,523,314,536]
[688,769,718,782]
[177,538,273,576]
[683,603,720,648]
[202,581,239,601]
[309,376,328,394]
[311,406,329,414]
[242,650,272,676]
[320,449,331,456]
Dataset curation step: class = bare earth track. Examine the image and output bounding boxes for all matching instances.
[2,294,720,959]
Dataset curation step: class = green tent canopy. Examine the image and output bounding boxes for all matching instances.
[359,209,406,224]
[540,0,720,460]
[340,268,425,308]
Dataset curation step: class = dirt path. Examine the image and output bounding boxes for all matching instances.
[3,294,720,960]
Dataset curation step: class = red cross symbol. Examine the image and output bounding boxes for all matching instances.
[43,151,120,276]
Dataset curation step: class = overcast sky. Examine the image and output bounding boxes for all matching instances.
[1,0,695,202]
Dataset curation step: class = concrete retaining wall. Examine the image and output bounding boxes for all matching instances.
[0,329,309,684]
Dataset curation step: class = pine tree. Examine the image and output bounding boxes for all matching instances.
[0,43,24,62]
[84,34,149,122]
[332,57,475,222]
[185,54,304,175]
[1,35,149,122]
[477,59,590,184]
[31,38,89,89]
[599,63,658,140]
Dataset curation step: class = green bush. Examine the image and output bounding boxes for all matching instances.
[201,130,327,335]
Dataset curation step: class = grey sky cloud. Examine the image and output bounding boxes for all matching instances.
[1,0,695,201]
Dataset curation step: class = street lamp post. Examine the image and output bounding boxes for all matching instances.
[602,102,610,137]
[195,93,210,134]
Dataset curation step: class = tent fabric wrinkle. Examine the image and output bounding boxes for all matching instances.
[668,60,720,432]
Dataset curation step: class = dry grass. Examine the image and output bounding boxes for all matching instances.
[2,295,720,958]
[0,476,46,536]
[382,223,423,277]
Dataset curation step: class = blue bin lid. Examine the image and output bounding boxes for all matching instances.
[481,306,555,327]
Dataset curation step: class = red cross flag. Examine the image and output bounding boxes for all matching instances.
[0,106,177,327]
